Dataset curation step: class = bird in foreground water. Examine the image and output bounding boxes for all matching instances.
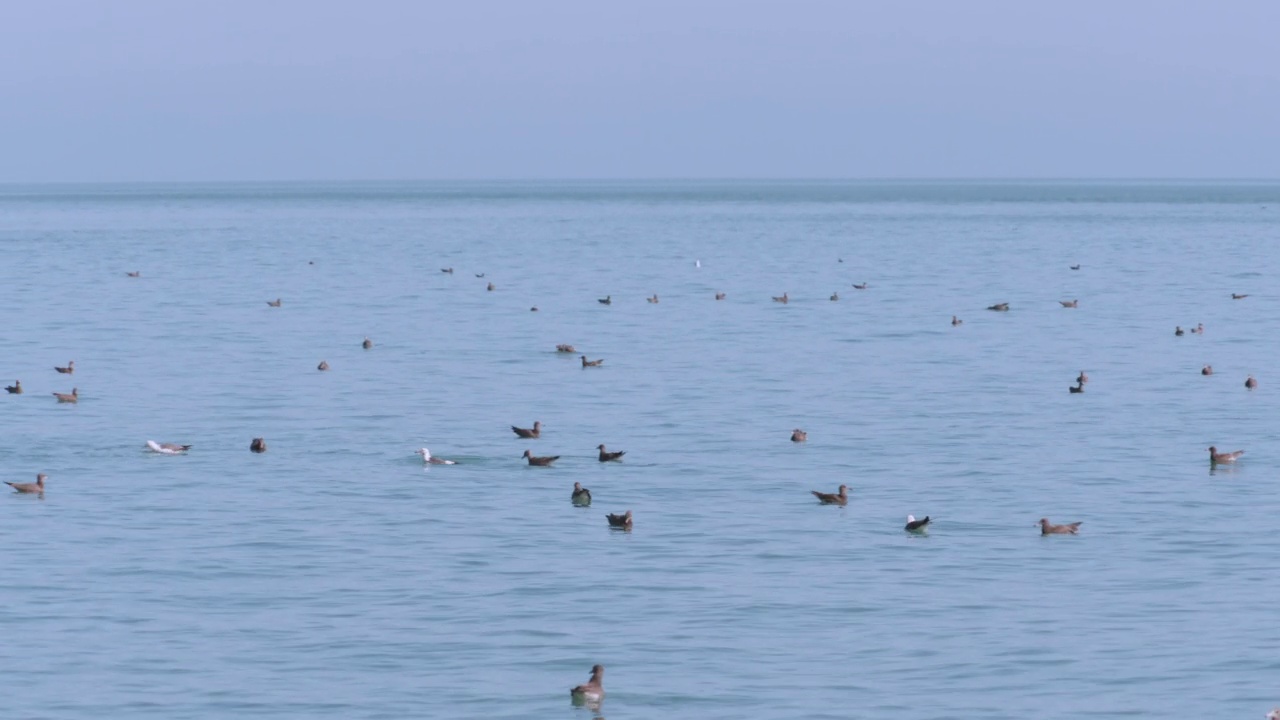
[571,482,592,505]
[569,664,605,704]
[606,511,633,529]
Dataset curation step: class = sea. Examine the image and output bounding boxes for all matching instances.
[1,180,1277,719]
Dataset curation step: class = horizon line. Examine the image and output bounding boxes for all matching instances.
[3,176,1280,186]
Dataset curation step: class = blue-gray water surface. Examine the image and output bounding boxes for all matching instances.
[1,181,1278,719]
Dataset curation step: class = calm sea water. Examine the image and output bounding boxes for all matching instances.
[1,181,1278,719]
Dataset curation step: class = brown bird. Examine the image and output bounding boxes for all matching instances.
[1208,446,1244,463]
[555,344,576,353]
[647,294,659,303]
[266,298,282,307]
[715,292,726,300]
[6,474,46,494]
[1068,382,1084,394]
[581,356,603,367]
[951,316,962,326]
[811,485,848,505]
[53,388,78,403]
[570,664,605,704]
[1232,293,1249,300]
[522,449,559,466]
[1076,371,1089,384]
[772,292,789,303]
[1245,375,1258,390]
[1039,518,1081,535]
[362,337,373,349]
[487,282,495,291]
[596,444,626,462]
[852,282,868,290]
[571,482,592,505]
[1201,365,1213,376]
[55,360,75,374]
[4,380,21,394]
[605,511,633,529]
[791,429,807,442]
[250,437,267,453]
[317,361,330,371]
[126,271,140,277]
[512,421,541,439]
[1060,299,1078,308]
[987,303,1010,311]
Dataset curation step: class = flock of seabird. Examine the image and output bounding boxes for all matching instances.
[5,261,1264,711]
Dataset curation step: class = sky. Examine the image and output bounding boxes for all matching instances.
[1,0,1277,181]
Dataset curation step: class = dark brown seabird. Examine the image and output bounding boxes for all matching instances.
[570,664,605,703]
[522,449,560,466]
[1208,446,1244,463]
[512,421,541,439]
[811,485,848,505]
[596,444,626,462]
[605,511,632,529]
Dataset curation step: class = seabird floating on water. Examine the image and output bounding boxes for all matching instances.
[146,441,191,455]
[811,485,848,505]
[416,448,457,465]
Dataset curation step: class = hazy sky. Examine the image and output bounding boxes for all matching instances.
[2,1,1277,180]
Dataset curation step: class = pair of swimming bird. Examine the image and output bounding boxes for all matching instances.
[1174,323,1204,336]
[569,485,631,530]
[810,486,931,532]
[523,445,625,466]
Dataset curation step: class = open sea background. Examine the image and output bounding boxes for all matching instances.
[1,180,1278,719]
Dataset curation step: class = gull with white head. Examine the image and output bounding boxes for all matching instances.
[416,448,457,465]
[146,440,192,455]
